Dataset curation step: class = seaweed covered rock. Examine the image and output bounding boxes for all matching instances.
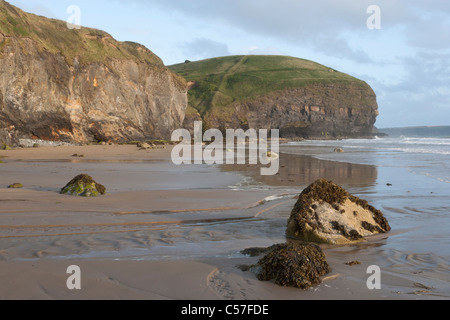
[252,243,330,289]
[1,143,12,150]
[8,183,23,189]
[286,179,391,244]
[60,174,106,197]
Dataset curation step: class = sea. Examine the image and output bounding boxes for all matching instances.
[284,135,450,185]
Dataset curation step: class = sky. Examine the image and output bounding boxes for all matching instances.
[7,0,450,128]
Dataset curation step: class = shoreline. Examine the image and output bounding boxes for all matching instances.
[0,144,448,300]
[2,133,382,150]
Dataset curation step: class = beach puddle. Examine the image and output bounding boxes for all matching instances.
[221,151,379,189]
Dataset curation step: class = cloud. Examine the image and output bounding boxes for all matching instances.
[240,46,284,56]
[123,0,449,63]
[180,38,230,61]
[373,51,450,127]
[8,0,57,18]
[406,17,450,50]
[124,0,386,62]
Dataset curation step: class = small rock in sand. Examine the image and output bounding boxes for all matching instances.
[8,183,23,189]
[1,143,12,150]
[60,174,106,197]
[137,142,152,150]
[345,261,361,266]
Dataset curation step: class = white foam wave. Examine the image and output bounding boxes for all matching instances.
[287,137,450,156]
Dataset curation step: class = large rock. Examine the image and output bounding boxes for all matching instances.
[0,1,187,144]
[249,243,331,289]
[286,179,391,244]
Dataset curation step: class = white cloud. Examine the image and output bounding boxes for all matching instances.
[180,38,230,61]
[239,46,284,56]
[374,51,450,127]
[7,0,57,18]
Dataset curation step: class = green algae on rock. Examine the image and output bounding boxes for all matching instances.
[286,179,391,244]
[251,243,331,289]
[8,183,23,188]
[60,174,106,197]
[1,143,11,150]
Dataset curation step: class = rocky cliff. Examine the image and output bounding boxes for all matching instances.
[170,55,379,139]
[0,1,187,145]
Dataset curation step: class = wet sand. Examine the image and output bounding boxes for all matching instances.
[0,145,448,300]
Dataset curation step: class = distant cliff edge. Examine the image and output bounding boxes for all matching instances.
[170,55,379,139]
[0,0,187,146]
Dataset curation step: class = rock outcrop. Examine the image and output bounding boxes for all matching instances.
[60,174,106,197]
[0,1,187,145]
[170,55,379,139]
[286,179,391,244]
[0,127,18,147]
[205,84,378,138]
[8,183,23,188]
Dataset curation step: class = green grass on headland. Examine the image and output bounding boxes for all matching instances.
[170,55,369,116]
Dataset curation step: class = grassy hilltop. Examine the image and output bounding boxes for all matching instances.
[169,55,369,117]
[0,0,163,66]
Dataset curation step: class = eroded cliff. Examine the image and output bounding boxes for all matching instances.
[0,1,187,144]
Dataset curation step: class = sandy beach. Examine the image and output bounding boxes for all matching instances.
[0,144,449,301]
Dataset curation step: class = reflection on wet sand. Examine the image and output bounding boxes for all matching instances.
[221,152,378,188]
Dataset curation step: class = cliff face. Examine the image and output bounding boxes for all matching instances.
[0,1,187,144]
[205,83,379,138]
[171,55,379,139]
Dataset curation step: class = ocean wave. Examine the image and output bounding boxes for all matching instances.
[409,168,450,184]
[287,137,450,156]
[401,137,450,146]
[384,146,450,155]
